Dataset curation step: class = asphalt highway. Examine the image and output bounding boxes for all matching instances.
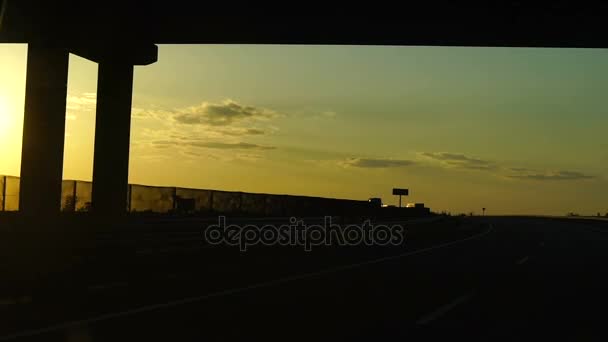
[3,216,608,341]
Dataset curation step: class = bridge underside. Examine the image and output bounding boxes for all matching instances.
[2,3,608,47]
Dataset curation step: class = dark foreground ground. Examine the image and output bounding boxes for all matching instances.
[2,216,608,341]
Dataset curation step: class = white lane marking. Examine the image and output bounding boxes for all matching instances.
[415,292,475,325]
[516,256,529,265]
[0,224,495,341]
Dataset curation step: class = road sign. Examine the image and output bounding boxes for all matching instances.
[392,188,409,208]
[392,188,409,196]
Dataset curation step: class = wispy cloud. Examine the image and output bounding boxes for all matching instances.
[178,150,221,160]
[342,157,415,168]
[215,127,268,136]
[131,100,280,149]
[420,152,496,170]
[419,151,594,181]
[509,167,533,172]
[152,139,275,151]
[186,141,276,150]
[172,99,279,126]
[241,128,265,135]
[302,110,339,120]
[507,170,594,181]
[66,93,96,111]
[174,148,263,164]
[130,99,282,163]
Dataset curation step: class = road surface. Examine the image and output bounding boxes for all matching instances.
[2,216,608,341]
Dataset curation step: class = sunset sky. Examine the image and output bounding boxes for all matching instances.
[0,44,606,215]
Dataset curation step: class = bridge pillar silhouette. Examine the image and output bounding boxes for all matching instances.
[18,44,157,217]
[86,45,158,216]
[90,63,135,215]
[19,45,70,216]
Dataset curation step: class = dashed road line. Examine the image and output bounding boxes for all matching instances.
[516,256,529,265]
[415,292,476,325]
[0,224,494,341]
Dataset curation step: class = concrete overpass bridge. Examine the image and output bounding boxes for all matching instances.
[0,1,606,217]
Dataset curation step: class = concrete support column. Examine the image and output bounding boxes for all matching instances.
[19,45,69,216]
[91,63,134,215]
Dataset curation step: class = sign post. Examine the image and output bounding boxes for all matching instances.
[392,188,409,208]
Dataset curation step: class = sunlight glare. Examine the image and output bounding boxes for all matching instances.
[0,95,12,138]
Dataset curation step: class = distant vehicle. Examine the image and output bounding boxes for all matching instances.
[368,198,382,208]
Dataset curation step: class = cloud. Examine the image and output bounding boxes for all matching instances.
[152,140,275,151]
[244,128,265,135]
[130,99,283,163]
[342,158,415,168]
[173,148,262,163]
[233,153,264,162]
[420,152,496,170]
[299,110,339,121]
[135,154,173,163]
[150,141,173,149]
[181,150,203,157]
[173,99,278,126]
[509,167,533,172]
[507,170,594,181]
[420,151,594,181]
[132,100,279,147]
[219,127,267,136]
[66,93,96,111]
[178,150,221,160]
[189,141,276,150]
[131,107,167,120]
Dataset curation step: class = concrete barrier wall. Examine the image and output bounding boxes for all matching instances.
[175,188,213,212]
[75,181,93,211]
[241,193,267,215]
[212,190,241,214]
[61,180,77,212]
[4,176,20,211]
[264,195,285,216]
[130,185,175,213]
[0,175,385,217]
[0,176,4,211]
